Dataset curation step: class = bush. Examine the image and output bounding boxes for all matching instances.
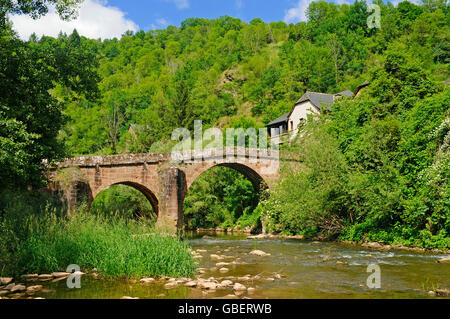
[0,197,196,279]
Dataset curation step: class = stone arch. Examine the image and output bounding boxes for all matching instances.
[186,162,269,193]
[91,181,159,216]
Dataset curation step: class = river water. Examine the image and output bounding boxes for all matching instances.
[30,233,449,299]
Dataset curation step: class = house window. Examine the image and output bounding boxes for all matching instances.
[290,121,294,131]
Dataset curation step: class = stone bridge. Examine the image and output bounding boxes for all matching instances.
[48,147,284,233]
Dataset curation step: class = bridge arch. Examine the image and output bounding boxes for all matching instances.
[91,181,159,216]
[186,162,268,193]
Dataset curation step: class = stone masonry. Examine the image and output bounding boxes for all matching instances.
[47,147,284,234]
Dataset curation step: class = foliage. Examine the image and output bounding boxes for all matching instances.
[0,1,449,250]
[0,199,195,278]
[184,167,260,230]
[259,50,449,248]
[91,185,157,221]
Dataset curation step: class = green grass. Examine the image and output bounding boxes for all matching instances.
[1,208,196,279]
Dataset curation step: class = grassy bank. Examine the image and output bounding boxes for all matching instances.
[0,201,196,279]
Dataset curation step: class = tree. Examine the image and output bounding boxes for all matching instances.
[0,0,82,26]
[0,2,98,190]
[170,79,194,129]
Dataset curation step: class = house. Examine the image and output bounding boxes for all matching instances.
[266,89,354,141]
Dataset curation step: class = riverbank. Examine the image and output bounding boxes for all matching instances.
[247,234,450,254]
[189,230,450,254]
[2,233,449,299]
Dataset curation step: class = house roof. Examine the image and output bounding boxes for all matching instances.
[266,112,290,126]
[265,89,354,127]
[335,90,354,97]
[295,92,335,112]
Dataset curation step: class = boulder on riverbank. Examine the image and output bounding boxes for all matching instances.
[0,278,13,285]
[436,289,450,297]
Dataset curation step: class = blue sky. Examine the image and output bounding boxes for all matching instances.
[10,0,403,40]
[106,0,307,31]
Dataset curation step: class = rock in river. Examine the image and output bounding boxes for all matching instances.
[140,278,155,284]
[233,283,247,291]
[0,278,13,285]
[220,280,233,287]
[249,250,271,257]
[26,285,43,294]
[438,258,450,264]
[164,282,179,289]
[21,274,38,281]
[10,285,26,293]
[38,275,53,281]
[184,281,197,288]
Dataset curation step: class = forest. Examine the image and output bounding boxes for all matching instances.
[0,0,449,256]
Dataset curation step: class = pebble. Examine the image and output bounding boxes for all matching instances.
[52,272,70,279]
[184,281,197,288]
[26,285,43,294]
[5,283,15,291]
[219,268,229,273]
[140,278,155,284]
[220,280,233,287]
[164,282,179,289]
[38,275,53,281]
[233,283,247,291]
[249,250,271,257]
[210,254,224,261]
[198,281,218,290]
[10,285,26,293]
[237,276,251,282]
[216,262,230,267]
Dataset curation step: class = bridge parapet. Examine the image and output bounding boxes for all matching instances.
[55,147,282,168]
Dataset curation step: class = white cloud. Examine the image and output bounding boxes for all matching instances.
[236,0,244,9]
[284,0,314,23]
[164,0,190,10]
[10,0,139,40]
[156,18,168,26]
[150,17,169,30]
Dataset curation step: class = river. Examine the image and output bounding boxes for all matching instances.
[29,233,450,299]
